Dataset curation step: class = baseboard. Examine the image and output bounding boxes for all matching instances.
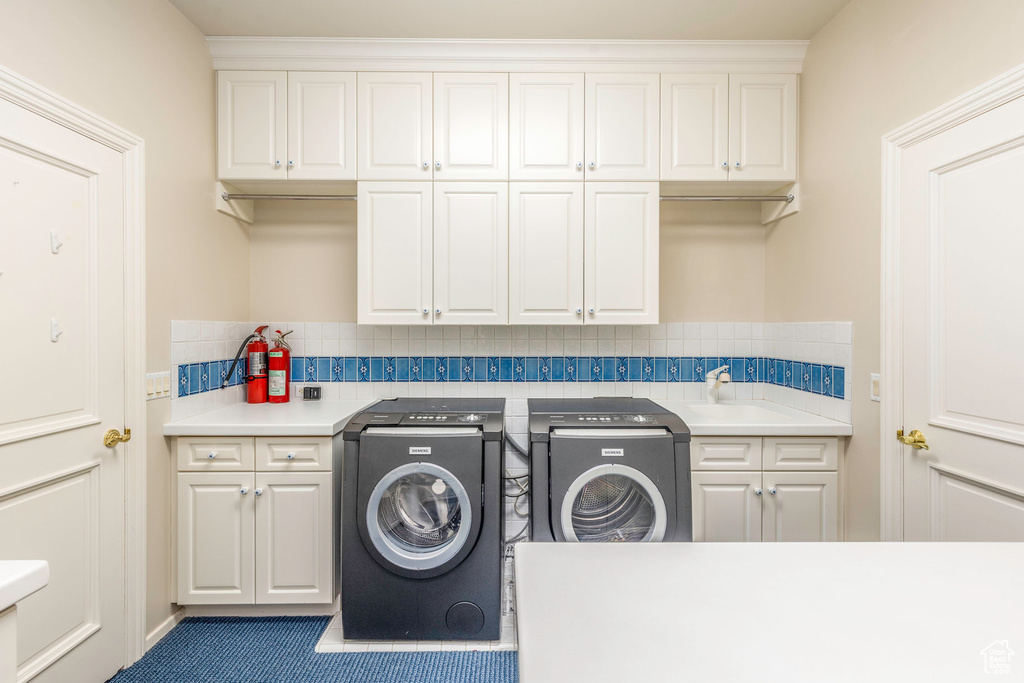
[184,597,340,618]
[145,609,184,651]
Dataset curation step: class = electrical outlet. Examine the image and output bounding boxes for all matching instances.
[303,386,322,401]
[146,371,171,400]
[870,373,881,402]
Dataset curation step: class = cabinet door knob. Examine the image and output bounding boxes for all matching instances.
[722,162,728,169]
[588,161,595,169]
[435,161,441,169]
[423,308,429,315]
[735,161,741,168]
[588,307,595,315]
[768,487,777,495]
[275,160,281,168]
[576,162,583,170]
[207,452,216,459]
[423,161,429,169]
[576,307,582,315]
[254,488,263,496]
[435,308,441,315]
[288,160,294,167]
[286,452,295,460]
[754,488,763,496]
[240,487,249,495]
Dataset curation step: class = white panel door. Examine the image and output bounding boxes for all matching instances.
[901,93,1024,541]
[584,73,659,180]
[0,95,127,683]
[357,72,433,180]
[177,473,255,605]
[509,183,584,325]
[433,73,508,180]
[255,472,333,604]
[509,73,585,180]
[762,472,838,542]
[217,71,287,180]
[584,182,659,325]
[287,71,356,180]
[433,183,509,325]
[728,73,798,182]
[691,472,763,542]
[660,74,730,181]
[357,182,433,325]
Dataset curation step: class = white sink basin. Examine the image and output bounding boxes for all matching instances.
[682,403,791,423]
[655,400,852,436]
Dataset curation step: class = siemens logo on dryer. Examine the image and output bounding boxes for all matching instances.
[409,447,432,455]
[601,448,624,457]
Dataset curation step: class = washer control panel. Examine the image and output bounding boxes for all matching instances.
[554,414,659,424]
[403,412,487,424]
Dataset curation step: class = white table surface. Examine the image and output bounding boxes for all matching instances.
[0,561,48,612]
[163,399,373,436]
[514,543,1024,682]
[656,399,853,436]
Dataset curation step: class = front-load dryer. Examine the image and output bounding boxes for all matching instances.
[340,398,505,640]
[528,398,692,543]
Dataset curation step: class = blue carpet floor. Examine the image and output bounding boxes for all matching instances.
[107,617,518,683]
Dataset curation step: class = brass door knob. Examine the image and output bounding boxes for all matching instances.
[897,429,929,450]
[104,428,132,448]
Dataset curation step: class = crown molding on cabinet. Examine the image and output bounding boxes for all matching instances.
[206,37,808,73]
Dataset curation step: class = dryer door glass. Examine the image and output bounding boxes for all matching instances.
[562,464,668,542]
[366,461,474,571]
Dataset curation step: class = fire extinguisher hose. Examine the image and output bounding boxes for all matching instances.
[223,334,257,389]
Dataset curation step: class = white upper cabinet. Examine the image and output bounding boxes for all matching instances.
[357,182,433,325]
[433,73,509,180]
[433,182,509,324]
[287,72,356,180]
[584,73,660,180]
[584,182,660,324]
[217,71,287,180]
[509,73,585,181]
[358,72,433,180]
[661,72,797,182]
[729,73,798,182]
[509,183,585,325]
[660,74,729,181]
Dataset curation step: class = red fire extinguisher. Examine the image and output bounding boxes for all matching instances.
[225,325,269,404]
[268,330,293,404]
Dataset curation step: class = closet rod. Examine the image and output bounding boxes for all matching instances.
[221,192,356,201]
[660,194,794,203]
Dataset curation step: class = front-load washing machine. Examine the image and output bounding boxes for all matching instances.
[339,398,505,640]
[528,398,692,543]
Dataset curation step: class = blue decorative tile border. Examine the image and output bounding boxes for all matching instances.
[178,356,845,399]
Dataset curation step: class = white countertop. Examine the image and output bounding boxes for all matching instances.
[515,543,1024,683]
[163,400,373,436]
[0,561,49,612]
[655,399,852,436]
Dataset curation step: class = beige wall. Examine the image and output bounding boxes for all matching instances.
[1,0,250,637]
[765,0,1024,540]
[251,199,766,323]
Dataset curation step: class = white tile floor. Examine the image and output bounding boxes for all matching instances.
[315,611,518,653]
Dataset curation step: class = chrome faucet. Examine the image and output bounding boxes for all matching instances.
[705,364,731,404]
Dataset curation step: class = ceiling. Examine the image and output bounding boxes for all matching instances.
[168,0,852,41]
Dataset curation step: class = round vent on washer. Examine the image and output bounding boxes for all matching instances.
[446,601,485,637]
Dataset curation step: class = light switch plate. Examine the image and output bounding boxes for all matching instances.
[146,371,172,400]
[870,373,881,402]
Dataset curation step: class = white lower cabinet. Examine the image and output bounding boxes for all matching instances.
[691,437,841,543]
[176,437,334,606]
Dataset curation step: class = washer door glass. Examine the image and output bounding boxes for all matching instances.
[367,462,473,571]
[561,464,667,543]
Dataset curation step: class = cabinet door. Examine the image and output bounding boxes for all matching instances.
[584,182,659,324]
[255,472,333,604]
[509,182,584,325]
[357,182,433,325]
[728,73,798,182]
[286,71,356,180]
[357,72,432,180]
[177,473,255,604]
[762,471,838,542]
[433,73,508,180]
[660,74,729,181]
[509,73,585,181]
[217,71,287,180]
[433,182,508,325]
[584,73,659,180]
[691,472,763,542]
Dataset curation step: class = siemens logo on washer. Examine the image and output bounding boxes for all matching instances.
[602,448,624,457]
[409,447,432,455]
